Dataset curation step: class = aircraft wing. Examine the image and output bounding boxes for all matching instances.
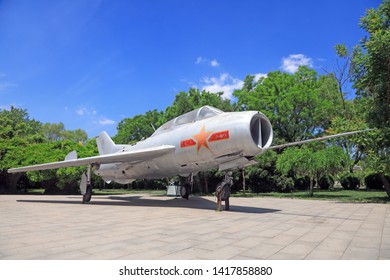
[268,129,371,150]
[7,145,175,173]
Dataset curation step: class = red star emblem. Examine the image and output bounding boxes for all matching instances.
[193,126,212,152]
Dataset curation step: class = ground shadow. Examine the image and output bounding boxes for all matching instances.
[16,195,280,214]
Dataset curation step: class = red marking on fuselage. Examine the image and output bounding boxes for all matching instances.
[209,130,230,142]
[180,139,196,148]
[193,126,212,152]
[180,128,230,151]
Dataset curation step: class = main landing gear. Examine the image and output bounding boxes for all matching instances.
[80,164,93,204]
[179,171,233,211]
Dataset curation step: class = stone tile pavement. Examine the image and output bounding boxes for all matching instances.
[0,194,389,260]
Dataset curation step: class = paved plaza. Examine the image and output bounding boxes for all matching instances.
[0,194,389,260]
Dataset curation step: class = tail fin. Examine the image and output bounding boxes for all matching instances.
[96,131,120,155]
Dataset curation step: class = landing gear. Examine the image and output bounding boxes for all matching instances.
[80,164,93,204]
[216,171,233,211]
[180,174,193,200]
[180,183,191,200]
[82,184,92,203]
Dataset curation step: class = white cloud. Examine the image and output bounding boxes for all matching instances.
[0,73,18,93]
[98,117,115,125]
[195,56,220,67]
[201,73,244,99]
[76,107,87,115]
[253,73,267,82]
[281,54,313,73]
[0,104,18,110]
[210,59,220,67]
[71,105,115,128]
[0,82,18,92]
[76,107,97,116]
[195,57,207,64]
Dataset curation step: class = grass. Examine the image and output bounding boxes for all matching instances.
[93,189,166,196]
[16,188,166,196]
[232,189,390,203]
[13,187,390,203]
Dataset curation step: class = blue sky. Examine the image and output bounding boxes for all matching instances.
[0,0,381,137]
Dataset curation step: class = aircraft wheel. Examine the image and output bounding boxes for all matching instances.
[82,185,92,203]
[225,196,230,211]
[180,183,190,200]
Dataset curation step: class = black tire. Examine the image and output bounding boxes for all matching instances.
[180,183,190,200]
[225,197,230,211]
[82,185,92,203]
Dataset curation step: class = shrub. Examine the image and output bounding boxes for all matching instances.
[294,176,310,191]
[274,176,294,193]
[247,168,294,193]
[319,175,334,190]
[364,173,384,190]
[340,174,360,190]
[249,169,275,193]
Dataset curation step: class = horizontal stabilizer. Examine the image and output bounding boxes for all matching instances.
[65,150,78,161]
[8,145,175,173]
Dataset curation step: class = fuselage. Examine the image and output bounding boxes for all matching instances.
[94,107,273,184]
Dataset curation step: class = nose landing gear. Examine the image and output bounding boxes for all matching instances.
[216,172,233,211]
[180,173,193,200]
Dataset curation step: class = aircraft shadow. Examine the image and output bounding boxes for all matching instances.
[17,195,280,214]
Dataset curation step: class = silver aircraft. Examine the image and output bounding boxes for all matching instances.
[8,106,367,205]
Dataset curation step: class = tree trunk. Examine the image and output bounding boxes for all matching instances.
[194,173,201,194]
[386,56,390,122]
[309,176,314,197]
[242,169,246,194]
[203,172,209,194]
[379,173,390,198]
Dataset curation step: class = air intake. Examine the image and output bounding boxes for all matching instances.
[250,114,273,149]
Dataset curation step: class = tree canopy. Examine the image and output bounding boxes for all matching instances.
[0,107,90,193]
[349,0,390,196]
[234,66,343,143]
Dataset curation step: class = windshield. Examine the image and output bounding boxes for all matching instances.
[152,106,223,136]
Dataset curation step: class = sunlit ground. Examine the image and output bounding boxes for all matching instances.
[15,188,390,204]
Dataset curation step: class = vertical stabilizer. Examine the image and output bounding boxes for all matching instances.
[96,131,119,155]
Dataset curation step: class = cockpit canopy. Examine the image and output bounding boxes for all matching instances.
[152,106,223,136]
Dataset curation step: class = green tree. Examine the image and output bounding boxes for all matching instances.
[350,0,390,196]
[0,107,43,141]
[246,150,294,193]
[327,108,370,173]
[42,122,65,142]
[162,88,234,123]
[23,139,98,194]
[115,109,163,144]
[0,107,44,193]
[43,123,88,143]
[326,43,353,116]
[234,66,343,143]
[1,107,90,193]
[276,145,348,196]
[63,129,88,144]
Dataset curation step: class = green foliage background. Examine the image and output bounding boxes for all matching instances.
[1,1,389,197]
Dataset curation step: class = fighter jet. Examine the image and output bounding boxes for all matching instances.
[8,106,368,205]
